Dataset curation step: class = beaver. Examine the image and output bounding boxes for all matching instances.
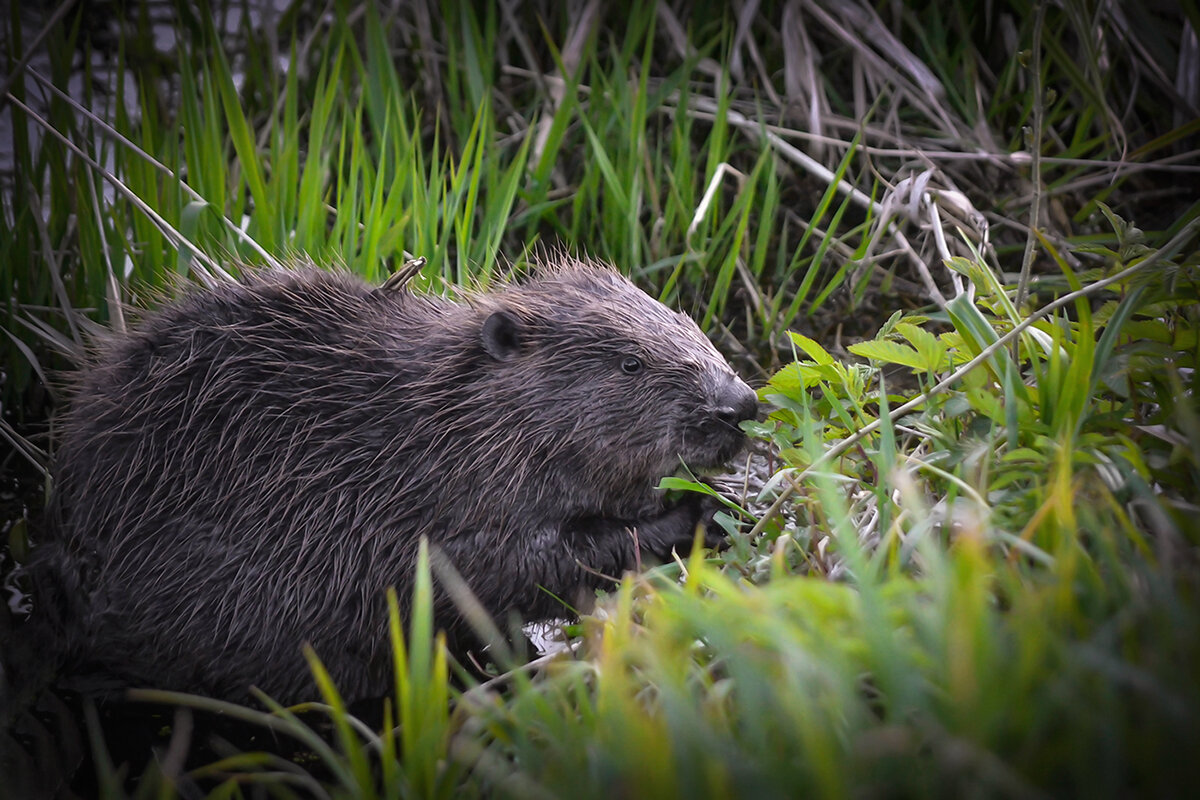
[31,256,758,703]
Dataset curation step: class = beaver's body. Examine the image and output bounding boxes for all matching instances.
[34,258,757,702]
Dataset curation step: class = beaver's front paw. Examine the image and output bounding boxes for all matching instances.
[634,493,727,560]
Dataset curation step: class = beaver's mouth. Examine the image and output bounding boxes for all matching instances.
[676,421,749,472]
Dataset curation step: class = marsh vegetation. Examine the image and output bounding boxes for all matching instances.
[2,1,1198,797]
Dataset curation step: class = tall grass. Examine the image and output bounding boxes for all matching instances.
[7,0,1191,405]
[2,1,1199,797]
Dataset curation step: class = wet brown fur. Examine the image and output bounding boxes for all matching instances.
[32,255,757,703]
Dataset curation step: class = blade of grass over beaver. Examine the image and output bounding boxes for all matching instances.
[390,543,458,798]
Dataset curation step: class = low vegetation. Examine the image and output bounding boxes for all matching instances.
[2,1,1198,797]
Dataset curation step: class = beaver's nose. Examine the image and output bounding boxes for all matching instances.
[712,377,758,428]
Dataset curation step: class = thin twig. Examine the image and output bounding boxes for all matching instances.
[1015,3,1046,313]
[687,163,746,242]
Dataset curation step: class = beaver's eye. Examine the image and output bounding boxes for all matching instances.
[620,356,643,374]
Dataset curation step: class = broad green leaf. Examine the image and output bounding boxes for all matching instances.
[896,322,949,372]
[848,339,926,371]
[787,331,835,365]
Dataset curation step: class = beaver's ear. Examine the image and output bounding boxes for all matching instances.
[481,310,522,361]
